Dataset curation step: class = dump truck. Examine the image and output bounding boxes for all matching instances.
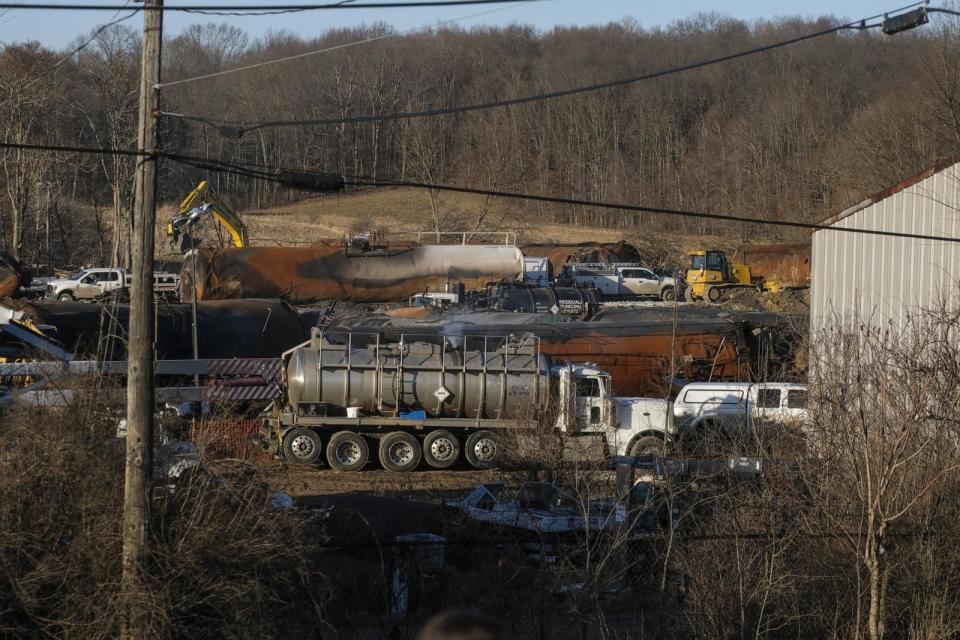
[259,330,675,472]
[686,244,810,302]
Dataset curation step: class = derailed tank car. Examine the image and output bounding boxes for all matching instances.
[338,309,801,397]
[181,244,525,304]
[9,298,307,359]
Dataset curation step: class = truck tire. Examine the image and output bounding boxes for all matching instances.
[660,287,676,302]
[326,431,369,472]
[465,430,498,469]
[707,286,723,303]
[629,435,665,457]
[57,291,75,301]
[378,432,422,472]
[282,428,322,464]
[423,430,460,469]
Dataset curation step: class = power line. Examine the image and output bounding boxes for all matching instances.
[0,0,538,11]
[158,3,926,136]
[15,4,138,95]
[161,151,960,244]
[6,140,958,243]
[158,1,530,89]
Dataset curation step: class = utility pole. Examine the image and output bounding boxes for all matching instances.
[122,0,162,637]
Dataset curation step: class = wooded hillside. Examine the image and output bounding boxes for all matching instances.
[2,14,959,265]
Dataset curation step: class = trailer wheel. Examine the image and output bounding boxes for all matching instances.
[378,432,422,472]
[326,431,369,472]
[707,286,723,303]
[282,428,322,464]
[465,430,498,469]
[423,430,460,469]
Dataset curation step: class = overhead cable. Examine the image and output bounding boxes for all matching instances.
[6,140,957,243]
[158,6,912,135]
[0,0,539,11]
[158,1,530,88]
[161,152,960,244]
[17,4,138,94]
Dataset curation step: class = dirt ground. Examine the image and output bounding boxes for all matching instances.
[187,186,806,271]
[255,462,514,497]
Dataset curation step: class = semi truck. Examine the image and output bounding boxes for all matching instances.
[259,330,675,472]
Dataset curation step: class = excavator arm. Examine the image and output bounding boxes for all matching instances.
[167,180,248,252]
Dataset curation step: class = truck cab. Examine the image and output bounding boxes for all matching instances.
[555,364,674,457]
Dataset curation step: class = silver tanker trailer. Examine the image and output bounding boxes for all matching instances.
[259,329,674,472]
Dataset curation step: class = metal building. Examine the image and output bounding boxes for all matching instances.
[812,159,960,331]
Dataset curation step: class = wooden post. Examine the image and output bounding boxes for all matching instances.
[122,0,162,637]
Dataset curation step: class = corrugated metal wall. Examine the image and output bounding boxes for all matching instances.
[812,164,960,331]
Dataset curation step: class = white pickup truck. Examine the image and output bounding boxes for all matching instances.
[559,262,677,301]
[672,382,809,438]
[46,268,180,302]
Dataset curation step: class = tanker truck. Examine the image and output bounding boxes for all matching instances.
[259,329,674,472]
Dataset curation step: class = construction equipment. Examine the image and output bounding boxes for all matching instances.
[166,181,248,253]
[685,245,810,302]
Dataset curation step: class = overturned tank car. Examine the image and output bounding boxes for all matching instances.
[181,244,525,305]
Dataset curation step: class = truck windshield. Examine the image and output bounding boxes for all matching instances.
[69,270,87,280]
[576,377,601,398]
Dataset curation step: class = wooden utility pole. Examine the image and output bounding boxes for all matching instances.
[122,0,162,637]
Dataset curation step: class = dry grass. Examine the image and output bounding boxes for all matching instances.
[149,185,809,273]
[192,186,777,268]
[0,382,330,639]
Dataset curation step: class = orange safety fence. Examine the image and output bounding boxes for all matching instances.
[189,419,273,461]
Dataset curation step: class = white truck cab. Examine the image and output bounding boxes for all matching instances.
[556,363,675,457]
[672,382,809,436]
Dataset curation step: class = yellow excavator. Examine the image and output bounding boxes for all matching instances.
[166,181,248,253]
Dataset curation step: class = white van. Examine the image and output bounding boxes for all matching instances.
[672,382,809,437]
